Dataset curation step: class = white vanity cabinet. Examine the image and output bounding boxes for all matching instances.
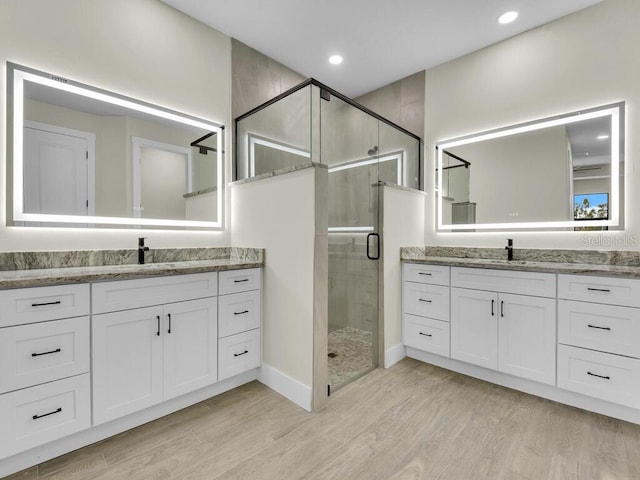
[91,273,218,425]
[450,267,556,385]
[557,274,640,408]
[0,284,91,458]
[402,264,451,357]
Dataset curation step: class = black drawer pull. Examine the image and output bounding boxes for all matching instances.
[31,300,62,307]
[418,272,432,276]
[32,348,61,357]
[233,279,249,283]
[234,310,249,316]
[587,371,610,380]
[418,332,432,337]
[588,324,611,331]
[234,350,249,357]
[418,298,432,303]
[587,287,611,293]
[33,407,62,420]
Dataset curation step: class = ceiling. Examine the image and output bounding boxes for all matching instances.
[161,0,602,98]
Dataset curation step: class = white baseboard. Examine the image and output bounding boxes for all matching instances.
[384,343,407,368]
[258,363,312,412]
[0,370,257,479]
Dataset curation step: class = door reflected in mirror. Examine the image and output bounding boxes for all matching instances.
[10,63,223,229]
[436,103,624,232]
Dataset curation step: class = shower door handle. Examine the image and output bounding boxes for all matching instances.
[366,233,380,260]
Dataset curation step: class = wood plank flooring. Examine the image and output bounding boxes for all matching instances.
[6,358,640,480]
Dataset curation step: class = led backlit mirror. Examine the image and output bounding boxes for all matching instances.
[9,63,223,229]
[436,103,624,231]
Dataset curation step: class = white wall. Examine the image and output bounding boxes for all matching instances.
[425,0,639,249]
[230,168,318,408]
[0,0,231,250]
[382,186,426,366]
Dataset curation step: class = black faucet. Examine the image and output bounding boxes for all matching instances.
[505,238,514,261]
[138,237,149,265]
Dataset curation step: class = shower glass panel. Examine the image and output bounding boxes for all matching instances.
[321,93,380,391]
[235,79,420,393]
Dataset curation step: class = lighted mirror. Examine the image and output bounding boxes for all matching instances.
[436,103,624,231]
[9,63,223,229]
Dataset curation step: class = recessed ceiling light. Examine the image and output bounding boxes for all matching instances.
[329,55,343,65]
[597,134,610,140]
[498,11,518,25]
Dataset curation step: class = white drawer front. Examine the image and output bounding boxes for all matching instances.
[219,290,261,338]
[557,344,640,408]
[451,267,556,298]
[558,274,640,307]
[0,284,89,327]
[402,263,450,286]
[92,272,218,314]
[218,268,261,295]
[402,283,449,321]
[0,316,90,394]
[403,314,450,357]
[558,300,640,358]
[218,329,261,381]
[0,374,91,459]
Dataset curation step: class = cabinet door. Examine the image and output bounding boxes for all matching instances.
[163,298,218,400]
[92,306,163,425]
[498,293,556,385]
[451,288,498,370]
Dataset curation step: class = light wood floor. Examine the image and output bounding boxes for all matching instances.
[6,358,640,480]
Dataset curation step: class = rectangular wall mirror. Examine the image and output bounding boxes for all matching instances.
[436,102,624,232]
[8,63,224,229]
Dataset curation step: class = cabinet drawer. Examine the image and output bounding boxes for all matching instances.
[557,344,640,408]
[402,263,449,286]
[0,374,91,458]
[218,268,261,295]
[218,329,261,381]
[558,300,640,358]
[558,274,640,307]
[403,314,450,357]
[218,290,261,338]
[402,283,449,321]
[451,267,556,298]
[0,316,89,394]
[0,284,89,327]
[92,272,218,314]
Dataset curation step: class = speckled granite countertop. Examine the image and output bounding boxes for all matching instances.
[0,247,264,289]
[401,246,640,279]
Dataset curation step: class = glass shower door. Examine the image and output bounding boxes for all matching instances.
[321,91,380,392]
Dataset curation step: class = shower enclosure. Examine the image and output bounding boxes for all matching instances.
[236,79,420,391]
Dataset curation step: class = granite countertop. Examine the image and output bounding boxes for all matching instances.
[0,247,264,289]
[401,246,640,279]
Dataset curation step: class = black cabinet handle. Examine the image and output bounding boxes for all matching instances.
[31,300,61,307]
[587,287,611,293]
[33,407,62,420]
[234,279,249,283]
[418,298,432,303]
[167,313,172,334]
[366,233,380,260]
[418,272,432,276]
[156,315,160,336]
[491,299,495,316]
[419,332,432,337]
[32,348,62,357]
[587,371,610,380]
[234,350,249,357]
[500,301,504,318]
[234,310,249,316]
[588,324,611,331]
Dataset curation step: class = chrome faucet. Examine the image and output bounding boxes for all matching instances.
[138,237,149,265]
[505,238,514,261]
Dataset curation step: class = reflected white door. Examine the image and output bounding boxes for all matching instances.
[24,126,89,216]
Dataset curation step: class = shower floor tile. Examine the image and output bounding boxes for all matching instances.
[328,326,373,388]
